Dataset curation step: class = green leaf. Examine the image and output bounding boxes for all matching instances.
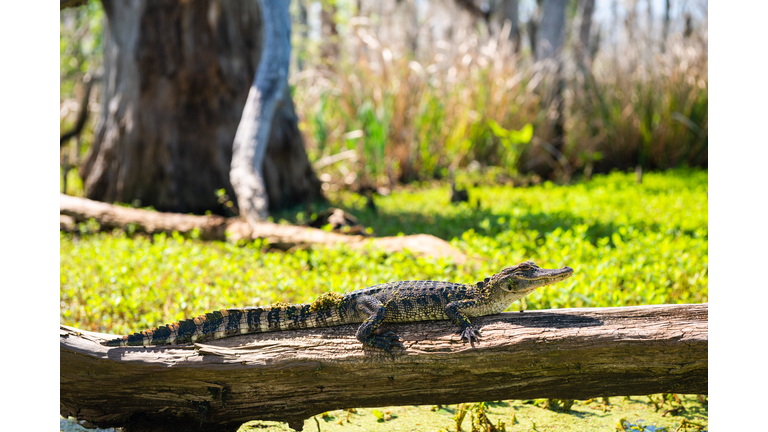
[507,123,534,144]
[487,119,509,138]
[612,232,625,248]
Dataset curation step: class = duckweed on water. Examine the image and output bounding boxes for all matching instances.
[60,169,707,335]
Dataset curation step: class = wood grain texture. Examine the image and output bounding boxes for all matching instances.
[60,303,707,431]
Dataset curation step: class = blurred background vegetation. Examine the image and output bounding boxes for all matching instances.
[61,0,707,195]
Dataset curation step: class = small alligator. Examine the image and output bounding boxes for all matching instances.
[103,261,573,351]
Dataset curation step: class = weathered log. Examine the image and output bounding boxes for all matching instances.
[60,194,466,263]
[60,303,707,431]
[60,194,229,240]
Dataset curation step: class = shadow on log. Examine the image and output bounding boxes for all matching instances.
[60,194,466,264]
[60,303,707,431]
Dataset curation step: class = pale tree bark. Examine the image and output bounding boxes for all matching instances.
[230,0,292,223]
[77,0,320,217]
[60,303,707,431]
[536,0,567,60]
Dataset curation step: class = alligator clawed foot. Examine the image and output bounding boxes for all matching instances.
[460,327,482,348]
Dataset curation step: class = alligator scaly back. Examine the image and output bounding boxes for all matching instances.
[103,292,350,347]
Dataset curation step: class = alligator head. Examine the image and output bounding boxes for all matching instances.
[493,260,574,293]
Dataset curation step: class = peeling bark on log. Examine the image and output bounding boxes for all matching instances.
[60,304,707,431]
[60,194,466,263]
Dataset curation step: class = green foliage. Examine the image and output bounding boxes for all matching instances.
[60,2,103,102]
[60,3,104,198]
[487,120,533,176]
[232,395,706,431]
[60,229,456,334]
[60,170,707,335]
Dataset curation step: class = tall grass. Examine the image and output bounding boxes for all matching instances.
[60,2,708,191]
[294,20,540,187]
[293,9,708,186]
[567,27,708,175]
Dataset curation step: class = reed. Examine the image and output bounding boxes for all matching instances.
[292,9,707,186]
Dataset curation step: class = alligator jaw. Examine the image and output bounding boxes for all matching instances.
[514,264,574,292]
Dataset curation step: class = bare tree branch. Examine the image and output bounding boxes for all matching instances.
[60,72,100,147]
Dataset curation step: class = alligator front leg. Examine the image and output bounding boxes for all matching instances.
[354,295,404,353]
[445,300,482,347]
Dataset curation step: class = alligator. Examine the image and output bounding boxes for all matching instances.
[103,261,573,351]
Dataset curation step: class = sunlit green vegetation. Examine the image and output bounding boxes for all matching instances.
[237,395,707,432]
[62,395,707,432]
[60,170,707,336]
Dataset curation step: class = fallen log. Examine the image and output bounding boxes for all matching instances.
[60,194,466,264]
[60,194,229,239]
[60,303,707,431]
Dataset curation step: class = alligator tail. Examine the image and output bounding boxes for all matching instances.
[102,297,351,347]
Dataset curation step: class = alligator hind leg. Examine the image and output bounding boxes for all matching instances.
[354,295,404,352]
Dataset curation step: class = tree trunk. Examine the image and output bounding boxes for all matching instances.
[61,303,707,431]
[535,0,567,60]
[81,0,320,216]
[230,0,322,224]
[500,0,520,52]
[661,0,671,53]
[578,0,595,65]
[262,85,323,213]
